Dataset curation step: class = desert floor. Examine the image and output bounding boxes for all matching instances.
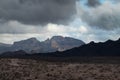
[0,58,120,80]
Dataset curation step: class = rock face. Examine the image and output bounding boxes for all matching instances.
[11,38,42,53]
[50,36,85,51]
[1,38,120,57]
[52,38,120,57]
[0,36,85,54]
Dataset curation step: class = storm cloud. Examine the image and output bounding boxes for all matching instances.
[0,0,77,25]
[86,0,101,7]
[0,0,120,44]
[80,1,120,30]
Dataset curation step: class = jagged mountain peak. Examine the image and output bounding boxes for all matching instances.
[50,36,84,43]
[21,37,39,42]
[0,36,85,54]
[47,36,85,51]
[1,37,120,57]
[51,36,65,40]
[27,37,38,41]
[89,41,95,44]
[13,37,40,45]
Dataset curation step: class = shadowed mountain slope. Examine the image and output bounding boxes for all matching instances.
[0,36,85,54]
[1,38,120,59]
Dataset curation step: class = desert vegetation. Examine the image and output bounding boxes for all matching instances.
[0,58,120,80]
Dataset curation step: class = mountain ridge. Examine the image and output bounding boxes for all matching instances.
[1,38,120,59]
[0,36,85,54]
[55,38,120,56]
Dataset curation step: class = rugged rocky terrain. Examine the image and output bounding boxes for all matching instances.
[0,36,85,54]
[1,38,120,58]
[0,58,120,80]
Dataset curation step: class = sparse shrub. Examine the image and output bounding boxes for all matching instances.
[14,72,22,79]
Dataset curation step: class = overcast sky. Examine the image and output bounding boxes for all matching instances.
[0,0,120,44]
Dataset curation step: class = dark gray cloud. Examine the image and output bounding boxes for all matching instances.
[86,0,101,7]
[80,1,120,30]
[0,0,77,25]
[113,0,120,2]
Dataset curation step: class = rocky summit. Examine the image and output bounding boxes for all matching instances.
[0,36,85,54]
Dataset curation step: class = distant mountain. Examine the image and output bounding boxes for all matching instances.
[0,43,12,53]
[0,36,85,53]
[11,38,42,53]
[1,38,120,59]
[0,43,12,47]
[43,36,85,52]
[51,38,120,57]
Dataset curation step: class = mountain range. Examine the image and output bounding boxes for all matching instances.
[54,38,120,57]
[0,36,85,54]
[1,38,120,59]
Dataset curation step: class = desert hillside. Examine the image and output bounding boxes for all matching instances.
[0,58,120,80]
